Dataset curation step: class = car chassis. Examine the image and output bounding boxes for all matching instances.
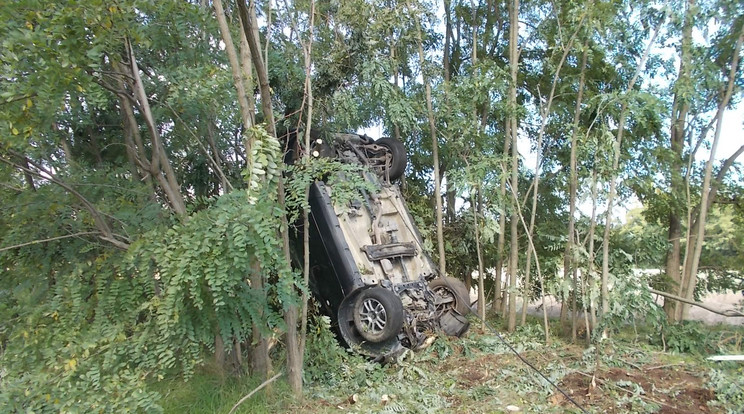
[300,132,470,358]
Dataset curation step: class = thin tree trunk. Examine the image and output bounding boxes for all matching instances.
[665,0,694,322]
[238,8,257,127]
[410,1,446,276]
[206,120,230,192]
[214,0,253,132]
[507,162,551,344]
[679,24,744,319]
[59,127,74,165]
[391,38,403,144]
[17,155,36,191]
[115,87,156,199]
[297,0,316,398]
[566,41,589,338]
[472,189,486,328]
[238,1,276,138]
[506,0,519,333]
[241,0,302,393]
[600,22,661,317]
[120,106,142,181]
[236,0,279,382]
[249,262,272,378]
[214,333,226,372]
[494,128,509,315]
[468,1,485,324]
[587,167,599,332]
[522,17,585,326]
[125,38,187,216]
[443,0,452,83]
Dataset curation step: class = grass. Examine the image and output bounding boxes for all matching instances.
[154,365,294,414]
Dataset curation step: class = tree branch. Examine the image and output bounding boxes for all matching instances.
[650,288,744,317]
[228,373,282,414]
[163,101,234,192]
[0,151,130,250]
[0,232,100,252]
[0,93,38,107]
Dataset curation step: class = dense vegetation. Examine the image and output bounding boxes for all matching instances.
[1,0,742,412]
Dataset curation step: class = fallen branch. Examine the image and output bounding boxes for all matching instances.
[650,289,744,317]
[228,372,282,414]
[574,370,681,411]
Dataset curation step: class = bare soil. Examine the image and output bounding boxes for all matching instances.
[427,340,719,413]
[556,366,715,413]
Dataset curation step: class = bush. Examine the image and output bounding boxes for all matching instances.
[656,321,711,354]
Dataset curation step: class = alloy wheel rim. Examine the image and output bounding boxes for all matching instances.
[359,298,387,334]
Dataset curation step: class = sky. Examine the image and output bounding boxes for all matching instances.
[709,104,744,162]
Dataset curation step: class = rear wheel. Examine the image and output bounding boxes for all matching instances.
[429,277,471,315]
[375,138,407,181]
[353,287,405,343]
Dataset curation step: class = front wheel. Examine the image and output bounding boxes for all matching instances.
[352,287,405,343]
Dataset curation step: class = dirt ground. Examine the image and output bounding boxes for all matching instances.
[556,366,715,413]
[293,333,734,414]
[435,345,719,413]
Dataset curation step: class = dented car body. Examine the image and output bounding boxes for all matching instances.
[299,133,470,357]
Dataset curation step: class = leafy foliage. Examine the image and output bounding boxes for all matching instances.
[708,366,744,414]
[658,321,711,354]
[0,124,297,411]
[284,156,380,224]
[595,268,667,341]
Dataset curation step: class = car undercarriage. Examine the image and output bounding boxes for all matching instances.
[293,132,471,358]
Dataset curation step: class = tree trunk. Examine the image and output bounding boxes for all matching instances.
[298,0,316,398]
[206,119,230,193]
[587,167,599,333]
[443,0,452,83]
[664,0,694,322]
[523,18,584,326]
[506,0,519,333]
[214,333,226,373]
[249,261,273,379]
[236,0,284,383]
[566,41,589,339]
[214,0,253,132]
[472,189,486,328]
[600,22,660,317]
[115,86,157,200]
[239,0,303,394]
[17,155,36,191]
[125,39,187,216]
[238,1,275,138]
[678,24,744,319]
[446,178,456,225]
[494,128,508,315]
[238,8,257,127]
[411,3,446,276]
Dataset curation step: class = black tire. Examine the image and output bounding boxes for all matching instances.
[375,137,407,181]
[429,277,471,315]
[352,287,405,343]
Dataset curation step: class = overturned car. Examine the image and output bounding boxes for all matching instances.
[294,132,470,358]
